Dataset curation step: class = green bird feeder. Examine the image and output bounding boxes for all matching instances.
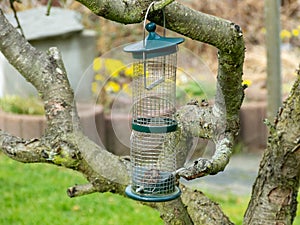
[124,20,184,202]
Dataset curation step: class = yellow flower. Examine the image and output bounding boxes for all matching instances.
[105,81,121,93]
[122,83,132,95]
[72,205,80,211]
[242,79,252,87]
[94,73,104,81]
[104,59,125,77]
[93,57,102,71]
[261,27,266,34]
[280,29,291,40]
[126,64,148,77]
[91,81,99,94]
[292,29,299,37]
[124,65,134,77]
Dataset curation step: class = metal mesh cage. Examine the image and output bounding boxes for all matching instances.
[127,53,180,201]
[130,131,177,195]
[132,53,177,132]
[124,22,184,202]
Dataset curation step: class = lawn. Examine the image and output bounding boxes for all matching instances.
[0,152,163,225]
[0,152,299,225]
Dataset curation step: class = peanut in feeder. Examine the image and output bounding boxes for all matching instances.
[124,17,184,202]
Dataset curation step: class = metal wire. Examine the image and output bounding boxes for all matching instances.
[143,1,166,48]
[131,131,177,195]
[132,53,177,124]
[130,3,177,197]
[130,52,178,196]
[143,1,156,48]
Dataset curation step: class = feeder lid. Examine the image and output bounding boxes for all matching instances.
[123,22,184,59]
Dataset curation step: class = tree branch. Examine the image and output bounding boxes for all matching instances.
[0,130,49,163]
[0,2,246,224]
[76,0,245,179]
[75,0,172,24]
[180,185,234,225]
[153,0,174,11]
[161,4,244,178]
[9,0,25,37]
[67,183,96,198]
[176,104,213,139]
[151,197,194,225]
[0,8,130,197]
[244,67,300,224]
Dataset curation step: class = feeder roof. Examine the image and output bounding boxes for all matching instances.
[5,6,83,41]
[124,22,184,59]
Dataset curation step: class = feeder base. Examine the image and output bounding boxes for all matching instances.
[125,185,181,202]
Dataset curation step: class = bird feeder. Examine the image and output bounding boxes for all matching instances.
[124,21,184,202]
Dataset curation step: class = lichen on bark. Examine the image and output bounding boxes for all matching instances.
[4,2,299,224]
[0,1,246,222]
[244,68,300,225]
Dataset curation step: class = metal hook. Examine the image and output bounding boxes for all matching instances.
[143,1,156,48]
[143,1,166,47]
[142,2,167,90]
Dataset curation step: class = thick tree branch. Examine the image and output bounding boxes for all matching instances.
[0,10,80,134]
[180,185,234,225]
[75,0,245,178]
[0,130,49,163]
[0,9,130,198]
[153,0,174,11]
[152,197,194,225]
[0,2,246,224]
[75,0,173,24]
[244,68,300,225]
[176,104,213,139]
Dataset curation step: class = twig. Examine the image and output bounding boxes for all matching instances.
[46,0,53,16]
[67,183,96,198]
[9,0,25,38]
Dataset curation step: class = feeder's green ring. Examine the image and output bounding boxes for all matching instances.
[132,117,177,133]
[125,185,181,202]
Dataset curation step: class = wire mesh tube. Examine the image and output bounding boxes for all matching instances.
[130,131,177,195]
[132,53,177,125]
[124,6,184,201]
[126,53,181,201]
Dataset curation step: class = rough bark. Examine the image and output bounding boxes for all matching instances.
[180,185,234,225]
[0,1,247,224]
[0,1,298,223]
[78,0,246,180]
[75,2,246,218]
[0,0,245,180]
[244,69,300,225]
[0,9,130,196]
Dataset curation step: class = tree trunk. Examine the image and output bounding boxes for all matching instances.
[0,6,240,224]
[244,69,300,224]
[1,1,299,224]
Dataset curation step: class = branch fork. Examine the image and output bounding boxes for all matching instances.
[0,3,246,224]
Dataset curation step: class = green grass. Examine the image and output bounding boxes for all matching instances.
[0,153,163,225]
[205,193,250,225]
[0,95,44,115]
[0,152,299,225]
[205,187,300,225]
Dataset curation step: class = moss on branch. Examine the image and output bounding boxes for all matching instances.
[0,2,247,224]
